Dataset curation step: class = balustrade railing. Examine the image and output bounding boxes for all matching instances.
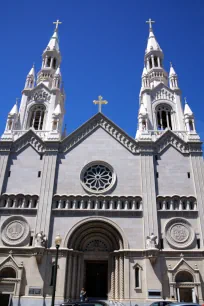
[52,196,143,211]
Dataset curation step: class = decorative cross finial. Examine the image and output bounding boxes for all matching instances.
[93,95,108,113]
[53,19,62,31]
[16,98,19,105]
[146,18,155,30]
[184,97,187,104]
[170,61,172,67]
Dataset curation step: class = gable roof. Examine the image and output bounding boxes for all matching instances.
[12,129,45,153]
[155,129,189,154]
[60,112,140,154]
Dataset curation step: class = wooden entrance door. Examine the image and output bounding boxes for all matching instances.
[179,288,193,302]
[85,261,108,298]
[0,294,10,306]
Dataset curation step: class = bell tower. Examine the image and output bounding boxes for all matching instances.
[136,20,200,142]
[1,20,65,141]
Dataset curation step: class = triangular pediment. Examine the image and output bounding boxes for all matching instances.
[169,257,196,274]
[0,253,23,270]
[155,130,189,154]
[151,83,175,104]
[12,129,45,153]
[60,113,139,154]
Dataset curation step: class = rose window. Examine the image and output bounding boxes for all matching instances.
[81,162,116,194]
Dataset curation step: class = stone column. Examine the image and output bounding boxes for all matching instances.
[77,254,82,298]
[110,255,115,299]
[114,255,119,300]
[71,254,77,299]
[0,146,10,194]
[119,254,124,300]
[66,253,73,299]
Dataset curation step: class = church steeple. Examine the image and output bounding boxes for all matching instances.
[37,20,62,87]
[144,19,168,88]
[169,62,179,90]
[2,21,65,141]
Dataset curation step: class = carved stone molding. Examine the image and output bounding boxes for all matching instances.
[155,131,189,154]
[1,216,30,246]
[165,217,195,249]
[60,113,140,154]
[12,131,45,153]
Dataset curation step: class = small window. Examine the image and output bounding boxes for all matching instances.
[156,172,159,178]
[148,290,162,299]
[8,171,11,177]
[29,236,33,246]
[135,267,140,288]
[47,57,51,67]
[53,58,57,69]
[187,172,190,178]
[38,171,41,178]
[40,154,43,160]
[160,239,164,249]
[197,239,200,249]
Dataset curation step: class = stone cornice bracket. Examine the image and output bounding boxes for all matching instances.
[33,247,45,264]
[146,248,159,265]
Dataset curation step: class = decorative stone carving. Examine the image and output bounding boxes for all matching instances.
[12,132,45,153]
[146,233,158,249]
[84,239,108,252]
[1,216,30,246]
[165,218,195,249]
[28,89,51,103]
[35,231,47,247]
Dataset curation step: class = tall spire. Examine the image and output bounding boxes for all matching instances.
[145,19,162,54]
[184,98,193,116]
[169,62,179,89]
[46,20,62,52]
[143,19,167,88]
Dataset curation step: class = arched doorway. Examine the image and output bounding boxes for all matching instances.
[64,218,127,300]
[0,267,17,306]
[175,271,195,302]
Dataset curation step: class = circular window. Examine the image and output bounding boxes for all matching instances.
[80,161,116,194]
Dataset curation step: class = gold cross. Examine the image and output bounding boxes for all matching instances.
[146,18,155,30]
[53,19,62,31]
[93,95,108,113]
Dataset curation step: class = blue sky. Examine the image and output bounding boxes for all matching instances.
[1,0,204,140]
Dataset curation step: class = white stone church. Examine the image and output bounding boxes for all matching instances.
[0,19,204,306]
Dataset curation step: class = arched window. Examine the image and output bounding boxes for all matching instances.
[0,267,16,278]
[156,104,172,130]
[46,57,51,67]
[154,56,158,67]
[53,58,57,69]
[189,120,194,131]
[149,58,152,69]
[175,271,193,283]
[29,105,45,130]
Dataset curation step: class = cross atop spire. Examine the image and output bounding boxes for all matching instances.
[53,19,62,31]
[93,95,108,113]
[146,18,155,31]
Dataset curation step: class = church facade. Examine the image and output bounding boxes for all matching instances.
[0,20,204,306]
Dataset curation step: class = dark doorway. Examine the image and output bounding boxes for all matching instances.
[0,294,10,306]
[179,288,193,302]
[85,261,108,298]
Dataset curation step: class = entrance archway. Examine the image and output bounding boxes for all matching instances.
[64,217,127,300]
[175,271,195,302]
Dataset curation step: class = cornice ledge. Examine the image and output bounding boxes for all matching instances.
[0,141,12,152]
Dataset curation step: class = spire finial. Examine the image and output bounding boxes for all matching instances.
[184,97,187,104]
[53,19,62,31]
[16,98,19,106]
[170,61,172,67]
[146,18,155,31]
[93,95,108,113]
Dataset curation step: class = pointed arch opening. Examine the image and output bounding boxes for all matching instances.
[0,267,16,278]
[29,104,46,130]
[156,104,173,130]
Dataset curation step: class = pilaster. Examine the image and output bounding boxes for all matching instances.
[140,150,158,239]
[0,142,12,193]
[35,142,59,237]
